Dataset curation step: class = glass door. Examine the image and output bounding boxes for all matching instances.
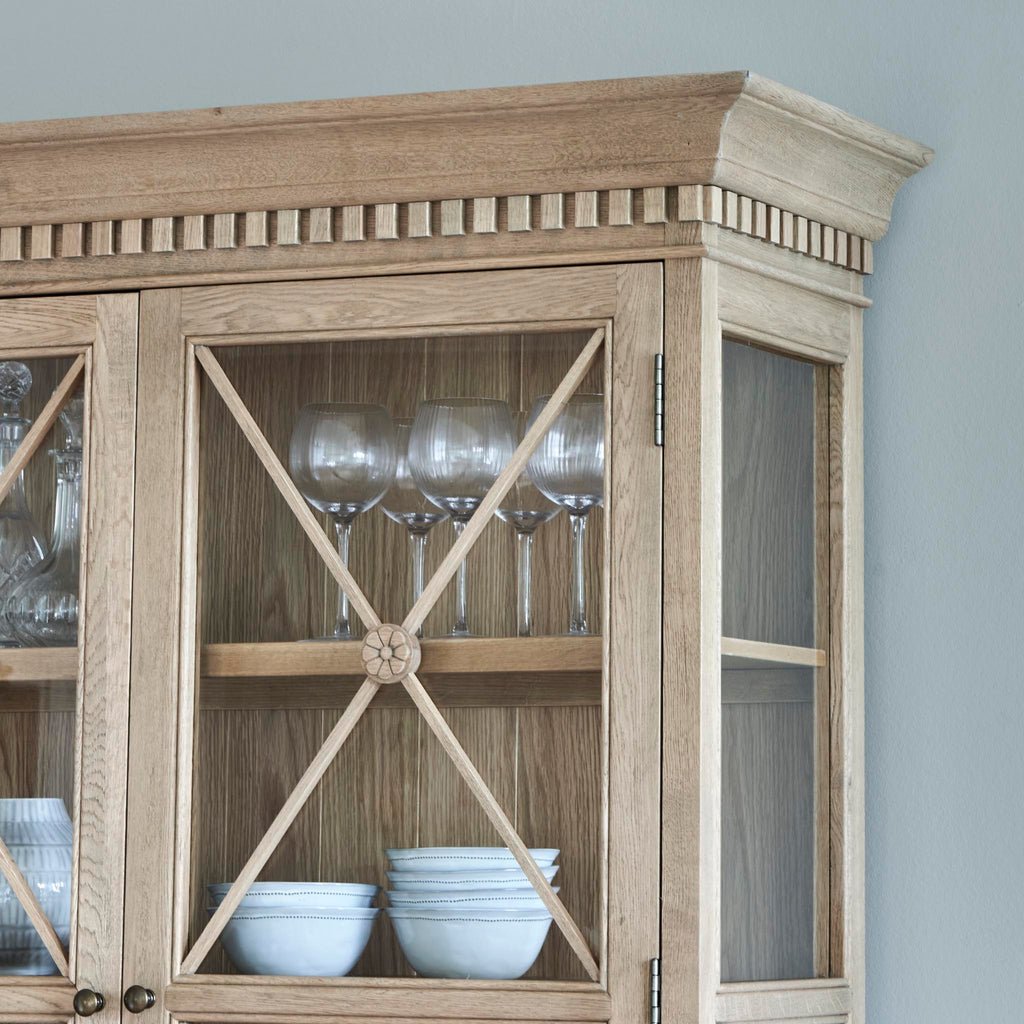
[126,265,662,1024]
[720,338,832,982]
[0,295,137,1024]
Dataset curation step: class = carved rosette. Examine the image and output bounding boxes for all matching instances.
[360,624,421,684]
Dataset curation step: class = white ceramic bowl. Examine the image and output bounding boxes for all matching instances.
[0,799,71,825]
[207,882,378,909]
[387,907,553,979]
[387,866,558,891]
[386,887,558,909]
[216,906,379,976]
[386,847,559,870]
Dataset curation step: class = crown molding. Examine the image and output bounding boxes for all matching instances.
[0,72,931,240]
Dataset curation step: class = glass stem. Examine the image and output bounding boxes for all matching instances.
[569,510,589,635]
[516,529,535,637]
[452,519,469,637]
[409,530,427,637]
[333,518,352,640]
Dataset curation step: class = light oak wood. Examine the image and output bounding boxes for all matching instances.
[61,223,85,258]
[30,225,54,260]
[375,203,399,240]
[472,197,497,234]
[120,218,144,254]
[202,636,601,678]
[0,354,84,507]
[0,227,24,262]
[213,214,237,249]
[152,217,175,253]
[575,191,598,228]
[608,189,632,226]
[244,211,269,247]
[540,193,564,230]
[408,201,431,238]
[440,199,465,236]
[0,979,75,1021]
[660,252,721,1024]
[90,221,114,257]
[716,977,851,1022]
[309,207,333,243]
[165,977,610,1021]
[340,205,365,242]
[721,637,826,667]
[508,195,531,232]
[121,289,186,1021]
[276,210,300,246]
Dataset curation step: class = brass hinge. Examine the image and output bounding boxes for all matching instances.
[649,957,661,1024]
[654,354,664,446]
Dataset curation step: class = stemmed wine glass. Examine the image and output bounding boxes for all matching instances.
[289,403,396,640]
[380,418,450,635]
[527,393,604,635]
[496,413,560,637]
[408,398,514,637]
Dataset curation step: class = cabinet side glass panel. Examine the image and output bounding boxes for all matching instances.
[185,331,605,981]
[0,356,81,976]
[720,339,827,982]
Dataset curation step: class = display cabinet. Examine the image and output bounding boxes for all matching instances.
[0,73,930,1024]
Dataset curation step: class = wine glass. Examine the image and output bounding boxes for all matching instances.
[289,403,396,640]
[527,393,604,635]
[380,419,450,634]
[408,398,514,637]
[496,413,560,636]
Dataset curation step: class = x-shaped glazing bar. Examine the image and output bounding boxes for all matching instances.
[183,329,604,979]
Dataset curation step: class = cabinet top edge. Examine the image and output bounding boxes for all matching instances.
[0,71,932,243]
[0,70,931,166]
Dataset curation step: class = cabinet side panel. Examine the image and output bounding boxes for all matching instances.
[76,293,138,1019]
[661,257,721,1024]
[123,288,184,1018]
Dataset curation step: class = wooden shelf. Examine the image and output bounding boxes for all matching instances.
[721,636,826,670]
[0,647,78,710]
[199,635,603,709]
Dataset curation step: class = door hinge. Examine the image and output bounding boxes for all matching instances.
[649,956,661,1024]
[654,353,664,447]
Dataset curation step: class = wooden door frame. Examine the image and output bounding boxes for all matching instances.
[0,294,137,1024]
[124,263,663,1024]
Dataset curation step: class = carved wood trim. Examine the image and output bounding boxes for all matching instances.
[0,184,873,276]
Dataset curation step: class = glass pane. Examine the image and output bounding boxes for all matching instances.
[187,330,605,981]
[722,340,815,647]
[0,356,82,975]
[721,339,826,982]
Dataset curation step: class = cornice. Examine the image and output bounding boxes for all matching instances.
[0,72,932,240]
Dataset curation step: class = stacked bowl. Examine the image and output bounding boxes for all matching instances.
[385,846,558,979]
[0,799,73,976]
[207,882,379,976]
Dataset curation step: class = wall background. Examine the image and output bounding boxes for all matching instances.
[3,1,1021,1019]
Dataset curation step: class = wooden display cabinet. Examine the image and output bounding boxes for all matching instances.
[0,73,930,1024]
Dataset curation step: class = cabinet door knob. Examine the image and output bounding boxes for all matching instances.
[73,990,105,1017]
[123,987,156,1013]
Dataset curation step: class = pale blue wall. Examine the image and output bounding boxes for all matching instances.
[4,2,1021,1019]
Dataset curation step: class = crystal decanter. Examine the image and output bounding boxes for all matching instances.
[0,362,47,646]
[6,396,84,647]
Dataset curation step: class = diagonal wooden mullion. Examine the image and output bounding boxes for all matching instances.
[0,836,69,976]
[402,669,600,980]
[402,326,605,635]
[0,353,85,507]
[194,345,381,631]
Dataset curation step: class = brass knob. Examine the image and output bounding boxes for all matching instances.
[123,986,156,1013]
[73,989,105,1017]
